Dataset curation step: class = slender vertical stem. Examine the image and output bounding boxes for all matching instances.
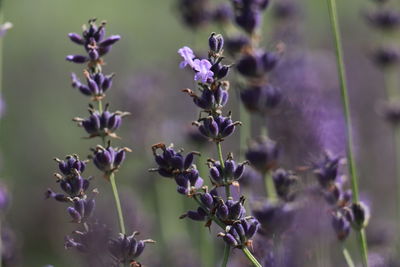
[98,99,103,113]
[326,0,369,265]
[216,142,230,197]
[342,245,355,267]
[221,244,230,267]
[242,247,262,267]
[109,172,126,234]
[395,127,400,251]
[263,171,277,202]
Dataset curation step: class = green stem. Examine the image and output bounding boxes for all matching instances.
[242,247,262,267]
[342,245,355,267]
[109,172,126,234]
[221,244,230,267]
[326,0,369,265]
[264,171,277,202]
[216,142,230,198]
[396,127,400,251]
[98,99,103,113]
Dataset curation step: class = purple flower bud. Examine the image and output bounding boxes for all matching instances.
[66,55,88,64]
[68,33,85,45]
[88,49,99,61]
[223,233,238,246]
[99,35,121,47]
[217,202,229,220]
[187,210,206,221]
[68,207,82,223]
[200,193,214,208]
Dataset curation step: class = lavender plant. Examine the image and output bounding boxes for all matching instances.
[150,33,262,267]
[326,0,370,265]
[46,19,153,267]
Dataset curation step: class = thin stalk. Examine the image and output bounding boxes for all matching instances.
[342,245,356,267]
[98,99,103,113]
[242,247,262,267]
[216,142,230,197]
[326,0,369,265]
[221,244,230,267]
[396,127,400,251]
[109,172,126,234]
[196,148,216,267]
[263,171,277,202]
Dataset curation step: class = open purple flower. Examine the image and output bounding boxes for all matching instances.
[178,46,196,68]
[193,59,214,83]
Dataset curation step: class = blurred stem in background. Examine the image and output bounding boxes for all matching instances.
[382,49,400,252]
[196,147,216,267]
[215,142,232,266]
[326,0,369,266]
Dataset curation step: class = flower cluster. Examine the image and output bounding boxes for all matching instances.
[151,143,203,195]
[108,232,155,266]
[177,0,233,30]
[45,19,153,266]
[46,155,96,224]
[313,151,370,241]
[150,33,262,266]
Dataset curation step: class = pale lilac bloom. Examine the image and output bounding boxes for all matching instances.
[178,46,196,68]
[193,59,214,83]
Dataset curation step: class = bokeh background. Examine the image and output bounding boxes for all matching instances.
[0,0,398,266]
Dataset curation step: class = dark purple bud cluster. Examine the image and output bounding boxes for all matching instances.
[194,114,241,142]
[66,19,121,66]
[253,202,295,237]
[364,0,400,83]
[245,137,280,174]
[67,197,96,223]
[313,151,341,189]
[272,0,298,20]
[208,153,247,187]
[212,3,234,25]
[91,143,131,177]
[366,9,400,31]
[230,0,270,33]
[151,143,203,195]
[74,104,129,138]
[240,84,282,113]
[313,152,370,241]
[218,217,259,248]
[371,46,400,68]
[46,155,91,202]
[272,168,297,201]
[183,83,229,111]
[177,0,211,29]
[237,51,279,78]
[177,0,235,30]
[225,35,250,56]
[65,221,111,254]
[71,71,114,99]
[108,232,155,265]
[381,100,400,125]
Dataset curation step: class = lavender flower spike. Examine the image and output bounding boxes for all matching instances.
[178,46,196,68]
[193,59,214,83]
